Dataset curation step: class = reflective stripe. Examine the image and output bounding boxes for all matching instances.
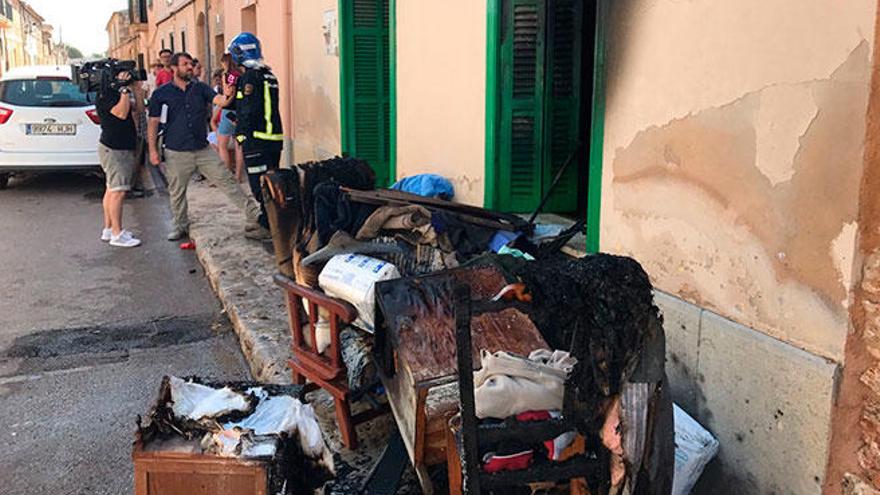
[236,91,243,99]
[247,165,268,174]
[263,80,273,136]
[253,131,284,141]
[236,135,246,143]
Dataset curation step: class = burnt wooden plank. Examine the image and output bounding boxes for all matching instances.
[384,355,421,465]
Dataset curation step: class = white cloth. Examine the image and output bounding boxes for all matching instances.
[473,349,576,419]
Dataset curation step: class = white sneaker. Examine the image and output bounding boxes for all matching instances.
[109,230,142,248]
[100,228,112,242]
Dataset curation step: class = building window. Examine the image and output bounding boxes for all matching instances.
[241,5,257,34]
[169,33,174,52]
[181,30,186,53]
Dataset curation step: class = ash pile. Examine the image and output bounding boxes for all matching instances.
[135,376,335,494]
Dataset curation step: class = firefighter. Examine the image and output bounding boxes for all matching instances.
[226,32,283,237]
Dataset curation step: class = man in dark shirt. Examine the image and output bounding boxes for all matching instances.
[147,52,262,241]
[97,71,143,248]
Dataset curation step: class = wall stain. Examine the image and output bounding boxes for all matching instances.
[607,41,871,359]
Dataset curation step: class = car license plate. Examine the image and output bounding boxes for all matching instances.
[27,123,76,135]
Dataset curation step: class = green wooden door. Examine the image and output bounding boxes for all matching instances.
[496,0,582,213]
[340,0,392,186]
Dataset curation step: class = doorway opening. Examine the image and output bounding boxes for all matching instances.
[487,0,599,220]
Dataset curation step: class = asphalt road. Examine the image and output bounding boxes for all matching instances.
[0,172,250,495]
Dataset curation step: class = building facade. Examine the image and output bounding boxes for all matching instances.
[143,0,223,76]
[0,0,65,75]
[104,1,151,70]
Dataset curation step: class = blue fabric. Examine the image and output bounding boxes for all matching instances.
[148,81,217,151]
[489,230,520,252]
[390,173,454,199]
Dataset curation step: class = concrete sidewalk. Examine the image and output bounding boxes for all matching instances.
[184,180,418,493]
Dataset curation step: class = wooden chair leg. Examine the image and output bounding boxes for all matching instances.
[291,369,306,386]
[446,426,463,495]
[334,397,358,449]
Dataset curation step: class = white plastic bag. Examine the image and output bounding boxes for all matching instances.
[169,376,250,420]
[318,254,400,332]
[672,404,720,495]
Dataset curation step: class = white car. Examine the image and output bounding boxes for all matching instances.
[0,65,102,189]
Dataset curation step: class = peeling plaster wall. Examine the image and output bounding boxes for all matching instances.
[395,0,487,205]
[292,0,342,162]
[601,0,876,362]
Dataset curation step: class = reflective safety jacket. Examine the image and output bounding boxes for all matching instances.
[235,66,283,145]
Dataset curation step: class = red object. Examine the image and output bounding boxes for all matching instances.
[225,70,241,88]
[0,106,13,124]
[85,108,100,125]
[155,68,173,87]
[515,410,552,422]
[482,450,534,473]
[179,241,195,250]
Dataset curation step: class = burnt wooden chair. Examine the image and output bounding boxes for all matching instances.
[274,273,388,449]
[447,284,603,494]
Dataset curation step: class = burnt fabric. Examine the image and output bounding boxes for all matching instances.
[506,253,673,494]
[313,182,376,247]
[297,156,376,245]
[356,205,434,243]
[339,326,379,394]
[431,211,495,258]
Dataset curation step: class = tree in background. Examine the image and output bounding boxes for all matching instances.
[66,45,83,60]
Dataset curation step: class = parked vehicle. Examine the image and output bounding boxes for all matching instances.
[0,65,101,189]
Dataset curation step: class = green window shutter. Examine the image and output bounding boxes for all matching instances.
[341,0,391,186]
[494,0,583,214]
[498,0,546,212]
[542,0,583,212]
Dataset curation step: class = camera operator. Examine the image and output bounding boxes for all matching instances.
[97,70,144,248]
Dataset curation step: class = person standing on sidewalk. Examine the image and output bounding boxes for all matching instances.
[155,49,173,87]
[214,53,244,182]
[97,71,143,248]
[225,33,283,233]
[146,52,266,241]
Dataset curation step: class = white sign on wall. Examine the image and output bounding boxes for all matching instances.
[322,10,337,56]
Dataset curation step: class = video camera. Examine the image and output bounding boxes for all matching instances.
[72,58,146,95]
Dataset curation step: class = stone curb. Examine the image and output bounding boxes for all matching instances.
[185,180,293,385]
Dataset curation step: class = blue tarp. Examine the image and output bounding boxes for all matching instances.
[390,174,455,200]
